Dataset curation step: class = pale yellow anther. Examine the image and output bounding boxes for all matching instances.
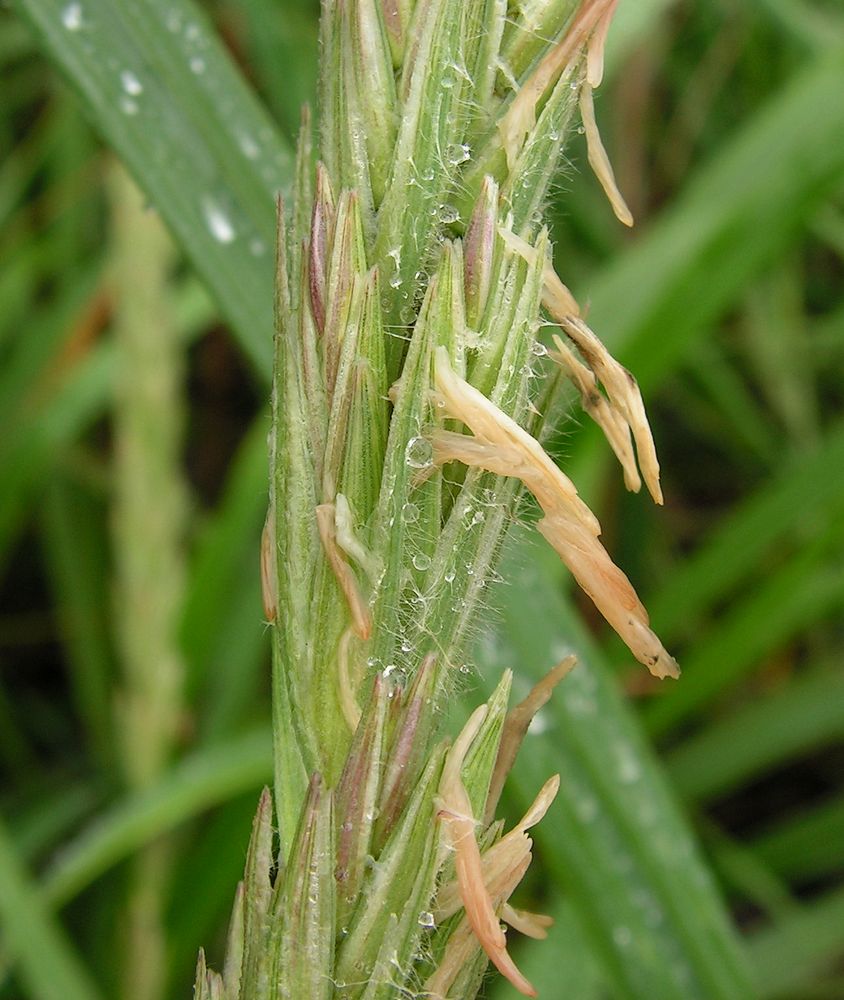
[501,903,554,940]
[497,231,663,504]
[431,773,562,998]
[430,349,678,679]
[580,82,634,227]
[586,0,618,88]
[499,0,617,171]
[436,705,539,997]
[316,502,372,640]
[550,336,642,493]
[260,510,277,623]
[553,322,663,504]
[334,493,380,580]
[498,228,581,318]
[336,627,363,730]
[433,349,600,535]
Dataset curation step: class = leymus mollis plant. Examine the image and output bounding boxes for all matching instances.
[194,0,679,996]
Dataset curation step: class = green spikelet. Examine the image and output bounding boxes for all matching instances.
[198,1,678,997]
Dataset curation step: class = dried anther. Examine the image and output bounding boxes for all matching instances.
[552,320,662,504]
[316,502,372,640]
[432,706,548,998]
[431,348,679,679]
[485,656,577,825]
[260,509,277,623]
[499,0,618,170]
[336,627,363,730]
[579,82,633,227]
[586,0,618,87]
[500,229,663,504]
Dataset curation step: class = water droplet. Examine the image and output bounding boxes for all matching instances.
[444,569,456,583]
[613,926,633,948]
[614,742,641,784]
[401,502,420,524]
[249,238,265,256]
[189,56,205,74]
[531,341,548,357]
[237,131,260,160]
[120,70,143,96]
[405,436,433,469]
[438,204,460,225]
[120,97,139,116]
[185,22,200,41]
[446,143,471,165]
[62,3,83,30]
[202,197,236,244]
[418,911,435,928]
[389,274,403,289]
[412,553,431,571]
[528,711,551,735]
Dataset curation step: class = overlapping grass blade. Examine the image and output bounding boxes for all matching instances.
[666,665,844,802]
[747,886,844,999]
[0,816,104,1000]
[13,0,294,373]
[751,795,844,885]
[39,728,271,910]
[476,533,754,1000]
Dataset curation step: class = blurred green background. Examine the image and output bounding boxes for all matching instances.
[1,0,843,998]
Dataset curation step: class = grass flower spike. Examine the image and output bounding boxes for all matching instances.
[195,1,679,996]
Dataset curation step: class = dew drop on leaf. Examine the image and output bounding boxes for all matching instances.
[62,3,82,30]
[120,70,143,96]
[405,436,432,469]
[202,197,236,244]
